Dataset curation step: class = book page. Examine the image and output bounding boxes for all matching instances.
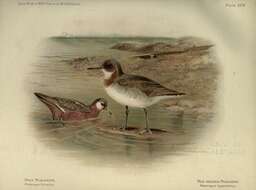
[0,0,255,189]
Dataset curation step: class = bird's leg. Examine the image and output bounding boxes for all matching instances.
[121,105,129,130]
[52,112,56,120]
[59,117,65,127]
[144,108,152,134]
[139,108,152,135]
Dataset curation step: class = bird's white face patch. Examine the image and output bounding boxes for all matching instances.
[96,101,104,110]
[102,69,113,79]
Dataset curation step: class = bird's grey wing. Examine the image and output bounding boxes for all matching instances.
[117,75,184,97]
[55,97,91,112]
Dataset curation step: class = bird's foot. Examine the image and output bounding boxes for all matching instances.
[139,128,152,135]
[119,126,126,131]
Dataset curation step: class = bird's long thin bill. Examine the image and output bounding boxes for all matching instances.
[87,67,102,70]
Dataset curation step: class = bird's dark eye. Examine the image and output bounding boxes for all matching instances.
[103,61,114,71]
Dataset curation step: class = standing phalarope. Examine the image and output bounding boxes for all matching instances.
[88,59,185,134]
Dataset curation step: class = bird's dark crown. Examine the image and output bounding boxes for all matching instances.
[102,59,123,75]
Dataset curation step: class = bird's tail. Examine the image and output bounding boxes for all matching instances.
[165,91,186,97]
[34,92,57,105]
[162,92,186,100]
[34,92,64,120]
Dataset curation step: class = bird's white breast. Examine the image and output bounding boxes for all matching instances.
[105,84,153,108]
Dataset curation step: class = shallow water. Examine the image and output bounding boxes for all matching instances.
[27,37,213,166]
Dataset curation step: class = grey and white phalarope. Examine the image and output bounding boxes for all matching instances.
[88,59,185,134]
